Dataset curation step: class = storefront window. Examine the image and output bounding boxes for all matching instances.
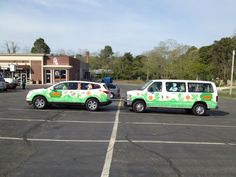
[54,70,66,79]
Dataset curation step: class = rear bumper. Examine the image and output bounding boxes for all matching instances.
[100,100,112,106]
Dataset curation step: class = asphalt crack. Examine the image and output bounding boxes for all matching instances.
[1,111,64,177]
[121,118,183,177]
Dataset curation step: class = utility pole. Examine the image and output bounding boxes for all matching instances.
[230,50,235,95]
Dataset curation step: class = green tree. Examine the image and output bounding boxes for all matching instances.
[211,37,236,84]
[121,52,134,79]
[145,40,189,79]
[31,38,51,54]
[99,45,114,69]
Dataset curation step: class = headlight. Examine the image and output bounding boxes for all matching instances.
[127,94,131,100]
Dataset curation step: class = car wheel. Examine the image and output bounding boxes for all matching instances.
[33,96,47,109]
[86,98,99,111]
[133,100,146,113]
[110,92,115,99]
[192,103,206,116]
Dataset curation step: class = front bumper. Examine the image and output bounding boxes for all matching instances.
[124,100,132,107]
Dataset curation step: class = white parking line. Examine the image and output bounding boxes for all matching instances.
[1,118,236,128]
[0,136,109,143]
[126,122,236,128]
[0,136,235,146]
[0,118,115,124]
[116,140,236,146]
[100,100,122,177]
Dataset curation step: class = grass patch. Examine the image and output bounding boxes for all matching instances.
[218,88,236,99]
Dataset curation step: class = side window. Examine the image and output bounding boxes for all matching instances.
[80,83,96,90]
[93,84,101,89]
[178,83,186,92]
[54,83,69,90]
[166,82,186,92]
[188,83,213,93]
[148,82,162,92]
[67,83,78,90]
[80,83,88,90]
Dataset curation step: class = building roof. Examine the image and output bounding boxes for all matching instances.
[0,53,46,56]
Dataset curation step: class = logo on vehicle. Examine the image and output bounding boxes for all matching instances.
[51,91,61,97]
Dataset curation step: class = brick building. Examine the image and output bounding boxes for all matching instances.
[0,54,89,84]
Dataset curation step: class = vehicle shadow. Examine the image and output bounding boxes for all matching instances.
[122,107,229,117]
[42,103,118,113]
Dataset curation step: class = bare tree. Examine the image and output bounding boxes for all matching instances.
[4,41,19,53]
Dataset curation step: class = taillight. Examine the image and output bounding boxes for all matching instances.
[103,90,110,95]
[216,96,218,102]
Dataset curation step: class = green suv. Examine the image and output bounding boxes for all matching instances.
[26,81,112,111]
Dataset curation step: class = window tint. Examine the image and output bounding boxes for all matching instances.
[107,84,116,89]
[141,80,152,90]
[93,84,101,89]
[54,83,69,90]
[67,83,78,90]
[166,82,186,92]
[188,83,214,93]
[80,83,100,90]
[148,82,162,92]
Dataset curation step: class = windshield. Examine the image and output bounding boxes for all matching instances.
[140,80,153,90]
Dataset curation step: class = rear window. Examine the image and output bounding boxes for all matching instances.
[188,83,214,93]
[102,84,108,90]
[107,84,116,89]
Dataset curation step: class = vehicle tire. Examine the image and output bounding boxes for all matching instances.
[132,100,146,113]
[192,103,206,116]
[33,96,47,109]
[110,92,115,99]
[86,98,99,111]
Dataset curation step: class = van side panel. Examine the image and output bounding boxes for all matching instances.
[127,80,218,110]
[145,92,217,109]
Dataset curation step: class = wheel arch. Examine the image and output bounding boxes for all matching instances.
[192,101,208,109]
[86,97,100,104]
[33,95,48,103]
[132,98,146,107]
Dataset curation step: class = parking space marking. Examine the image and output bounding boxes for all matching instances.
[116,140,236,146]
[0,136,235,146]
[1,118,235,128]
[100,100,122,177]
[0,118,115,124]
[0,136,109,143]
[126,122,236,128]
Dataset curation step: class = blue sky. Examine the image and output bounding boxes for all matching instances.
[0,0,235,55]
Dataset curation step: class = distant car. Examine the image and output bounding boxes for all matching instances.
[0,77,7,91]
[101,77,113,84]
[26,81,112,111]
[106,83,120,99]
[4,78,18,89]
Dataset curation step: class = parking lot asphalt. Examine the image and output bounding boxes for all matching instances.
[0,85,236,177]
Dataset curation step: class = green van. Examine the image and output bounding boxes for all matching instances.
[125,80,218,116]
[26,81,112,111]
